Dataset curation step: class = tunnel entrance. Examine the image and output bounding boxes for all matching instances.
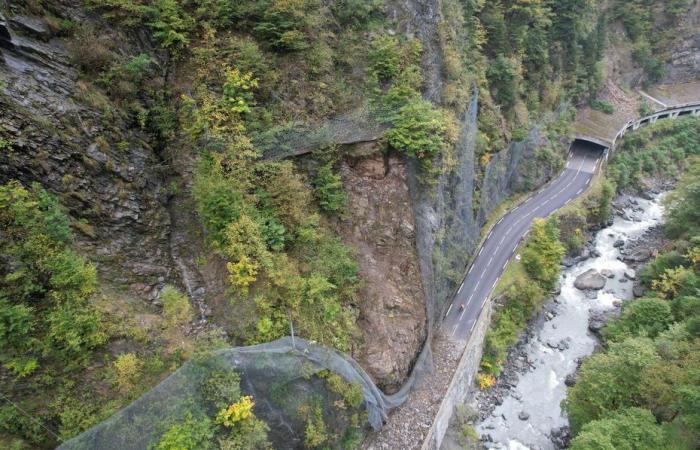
[570,138,608,157]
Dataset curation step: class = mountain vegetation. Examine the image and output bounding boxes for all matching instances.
[0,0,697,448]
[566,155,700,450]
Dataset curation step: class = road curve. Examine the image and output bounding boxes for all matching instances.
[442,141,604,340]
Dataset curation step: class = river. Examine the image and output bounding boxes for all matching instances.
[475,194,665,449]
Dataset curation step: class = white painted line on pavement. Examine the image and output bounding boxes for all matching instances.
[478,247,484,256]
[565,199,571,205]
[451,324,458,336]
[502,261,508,270]
[458,282,464,294]
[487,230,493,240]
[445,304,453,317]
[586,178,591,185]
[470,321,476,332]
[492,279,498,290]
[576,188,583,195]
[468,265,474,275]
[497,217,503,225]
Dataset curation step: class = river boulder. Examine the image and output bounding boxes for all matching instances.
[601,269,615,278]
[623,248,652,262]
[574,269,607,290]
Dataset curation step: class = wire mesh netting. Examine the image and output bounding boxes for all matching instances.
[58,337,423,450]
[253,104,389,159]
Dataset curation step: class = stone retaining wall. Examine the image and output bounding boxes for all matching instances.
[420,302,492,450]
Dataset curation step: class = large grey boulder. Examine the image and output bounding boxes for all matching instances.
[623,248,652,263]
[574,269,607,291]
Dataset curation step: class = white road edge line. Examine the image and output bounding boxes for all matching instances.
[458,282,464,294]
[478,247,484,256]
[445,304,453,317]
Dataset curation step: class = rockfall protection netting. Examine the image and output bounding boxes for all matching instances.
[253,104,388,159]
[58,337,426,450]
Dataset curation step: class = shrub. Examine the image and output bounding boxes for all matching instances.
[385,99,447,160]
[216,396,255,427]
[253,0,311,51]
[152,413,214,450]
[590,99,614,114]
[201,369,242,410]
[113,353,142,392]
[369,35,402,81]
[521,218,566,289]
[161,285,193,327]
[313,163,346,213]
[70,27,114,74]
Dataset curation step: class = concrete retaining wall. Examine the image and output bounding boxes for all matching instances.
[420,302,492,450]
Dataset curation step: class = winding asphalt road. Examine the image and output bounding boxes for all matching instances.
[442,141,605,340]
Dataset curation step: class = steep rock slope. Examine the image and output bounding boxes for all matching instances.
[334,148,426,391]
[0,6,172,294]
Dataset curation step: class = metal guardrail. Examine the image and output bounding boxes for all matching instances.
[574,102,700,152]
[610,102,700,150]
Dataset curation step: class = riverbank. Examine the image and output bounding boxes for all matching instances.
[467,191,667,449]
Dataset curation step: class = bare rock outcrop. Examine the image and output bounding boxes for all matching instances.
[335,149,426,391]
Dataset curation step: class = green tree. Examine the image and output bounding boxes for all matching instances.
[603,297,673,342]
[385,99,447,160]
[569,407,665,450]
[522,217,566,289]
[664,157,700,238]
[0,181,104,375]
[313,163,346,213]
[565,338,659,433]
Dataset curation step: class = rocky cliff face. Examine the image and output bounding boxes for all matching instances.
[662,2,700,84]
[0,0,567,394]
[0,5,173,295]
[333,146,426,391]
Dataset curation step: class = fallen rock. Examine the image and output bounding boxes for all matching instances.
[574,269,607,290]
[624,269,636,280]
[613,239,625,248]
[623,248,652,263]
[633,284,645,298]
[519,411,530,421]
